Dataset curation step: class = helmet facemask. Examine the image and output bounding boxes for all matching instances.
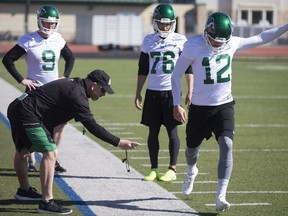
[204,32,231,53]
[153,19,176,38]
[152,4,177,39]
[204,12,233,53]
[37,6,60,36]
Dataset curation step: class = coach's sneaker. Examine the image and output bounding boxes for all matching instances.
[38,199,72,215]
[159,169,177,182]
[55,160,67,173]
[14,187,42,201]
[182,167,198,195]
[216,196,230,212]
[143,168,160,181]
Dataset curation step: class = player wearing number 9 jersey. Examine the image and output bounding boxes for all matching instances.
[2,5,75,174]
[2,5,74,88]
[171,12,288,212]
[135,3,193,182]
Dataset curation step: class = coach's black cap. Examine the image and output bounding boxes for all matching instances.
[87,69,114,94]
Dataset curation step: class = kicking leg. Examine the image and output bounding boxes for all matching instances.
[182,145,201,195]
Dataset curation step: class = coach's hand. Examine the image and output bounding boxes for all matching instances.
[118,139,141,150]
[173,105,186,123]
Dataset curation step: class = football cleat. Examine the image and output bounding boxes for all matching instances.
[159,169,177,182]
[216,196,231,212]
[182,167,198,195]
[143,168,160,181]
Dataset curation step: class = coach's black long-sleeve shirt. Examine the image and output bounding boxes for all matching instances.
[8,77,120,147]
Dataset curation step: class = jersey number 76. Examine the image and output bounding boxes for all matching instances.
[150,51,176,74]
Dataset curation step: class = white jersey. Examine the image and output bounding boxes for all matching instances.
[172,24,288,106]
[18,31,66,86]
[141,33,187,91]
[180,36,240,105]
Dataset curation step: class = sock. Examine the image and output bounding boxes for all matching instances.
[217,179,229,198]
[187,164,197,175]
[43,199,53,204]
[168,166,176,172]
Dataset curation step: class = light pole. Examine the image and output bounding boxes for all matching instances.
[24,0,30,33]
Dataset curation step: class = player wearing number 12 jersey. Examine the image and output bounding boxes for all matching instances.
[172,12,288,212]
[135,3,193,182]
[2,5,75,173]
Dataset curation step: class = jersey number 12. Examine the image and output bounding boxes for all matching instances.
[202,54,231,84]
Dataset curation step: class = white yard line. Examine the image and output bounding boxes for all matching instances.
[205,203,272,207]
[142,163,187,167]
[70,122,288,128]
[99,94,288,100]
[111,149,288,153]
[172,191,288,194]
[172,181,218,184]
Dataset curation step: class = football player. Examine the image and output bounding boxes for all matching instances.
[172,12,288,212]
[135,3,193,182]
[2,5,75,173]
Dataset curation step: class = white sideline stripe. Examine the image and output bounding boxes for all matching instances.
[70,122,288,127]
[205,203,272,207]
[172,191,288,194]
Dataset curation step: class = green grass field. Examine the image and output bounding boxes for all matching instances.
[1,56,288,215]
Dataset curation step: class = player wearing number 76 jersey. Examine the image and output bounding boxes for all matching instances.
[171,12,288,212]
[135,3,193,182]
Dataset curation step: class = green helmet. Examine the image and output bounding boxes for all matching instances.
[152,3,176,38]
[37,5,60,36]
[204,12,233,52]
